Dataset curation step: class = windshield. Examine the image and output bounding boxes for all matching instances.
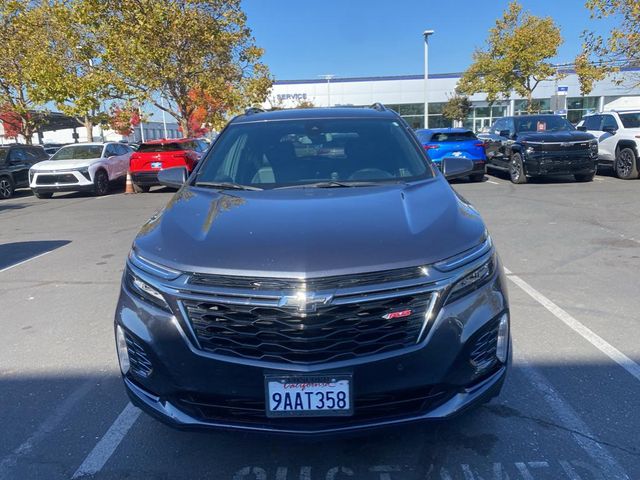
[619,113,640,128]
[50,145,104,160]
[194,118,431,188]
[137,142,186,153]
[515,116,575,133]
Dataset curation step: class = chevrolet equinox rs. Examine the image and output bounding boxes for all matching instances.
[114,105,511,434]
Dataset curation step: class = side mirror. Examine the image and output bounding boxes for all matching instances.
[158,167,187,189]
[576,125,587,132]
[499,129,511,138]
[603,126,617,134]
[441,157,474,181]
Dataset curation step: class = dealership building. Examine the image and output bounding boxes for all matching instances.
[267,68,640,131]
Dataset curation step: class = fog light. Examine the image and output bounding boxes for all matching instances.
[496,313,509,363]
[116,325,130,375]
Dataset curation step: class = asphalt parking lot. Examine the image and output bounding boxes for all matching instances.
[0,171,639,480]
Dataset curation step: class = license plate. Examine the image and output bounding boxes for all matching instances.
[265,374,353,417]
[151,162,162,169]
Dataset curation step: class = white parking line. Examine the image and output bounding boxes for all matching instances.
[0,250,54,274]
[72,402,140,479]
[505,267,640,383]
[520,359,630,479]
[0,379,95,479]
[486,180,501,185]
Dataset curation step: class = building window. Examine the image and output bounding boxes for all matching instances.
[567,96,599,124]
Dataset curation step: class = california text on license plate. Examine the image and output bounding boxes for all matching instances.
[265,375,353,417]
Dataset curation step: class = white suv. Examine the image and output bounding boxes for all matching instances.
[30,142,132,198]
[578,111,640,179]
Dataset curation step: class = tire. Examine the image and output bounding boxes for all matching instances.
[93,169,109,196]
[469,173,484,182]
[0,175,15,199]
[614,147,639,180]
[133,183,150,193]
[34,191,53,199]
[509,153,527,184]
[574,172,595,182]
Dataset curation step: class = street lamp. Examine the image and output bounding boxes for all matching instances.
[423,30,435,128]
[319,74,335,107]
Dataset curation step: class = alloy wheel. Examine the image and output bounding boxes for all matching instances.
[0,178,12,198]
[616,150,633,178]
[95,171,109,196]
[510,160,521,182]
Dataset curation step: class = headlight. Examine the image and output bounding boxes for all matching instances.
[29,170,35,183]
[124,267,171,312]
[589,140,598,156]
[78,167,91,181]
[446,255,495,304]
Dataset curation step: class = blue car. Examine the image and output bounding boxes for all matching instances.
[415,128,486,182]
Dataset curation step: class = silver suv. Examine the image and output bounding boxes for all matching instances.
[578,110,640,179]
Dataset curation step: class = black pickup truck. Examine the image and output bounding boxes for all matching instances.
[482,114,598,184]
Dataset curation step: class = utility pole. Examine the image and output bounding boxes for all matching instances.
[319,74,335,107]
[423,30,435,128]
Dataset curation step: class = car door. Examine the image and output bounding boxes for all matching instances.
[6,147,30,187]
[102,144,120,180]
[598,114,619,161]
[484,119,505,166]
[582,115,607,159]
[114,144,131,178]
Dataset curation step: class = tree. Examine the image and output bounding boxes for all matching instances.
[575,0,639,94]
[442,94,472,124]
[26,2,124,142]
[78,0,272,136]
[0,1,50,144]
[108,104,141,136]
[0,104,24,139]
[457,1,563,112]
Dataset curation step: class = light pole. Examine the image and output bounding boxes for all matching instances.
[160,96,168,138]
[423,30,435,128]
[319,74,335,107]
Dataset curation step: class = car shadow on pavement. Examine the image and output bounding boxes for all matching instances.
[0,240,70,270]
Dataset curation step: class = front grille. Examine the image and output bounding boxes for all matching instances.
[125,334,153,378]
[175,385,453,428]
[189,267,425,291]
[36,174,78,185]
[183,292,432,365]
[469,322,499,373]
[526,141,590,153]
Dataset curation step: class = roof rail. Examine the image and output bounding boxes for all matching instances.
[369,102,387,112]
[244,107,264,116]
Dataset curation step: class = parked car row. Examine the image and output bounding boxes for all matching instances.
[0,138,210,199]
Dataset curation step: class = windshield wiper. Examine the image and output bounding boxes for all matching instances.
[195,181,263,191]
[277,181,379,189]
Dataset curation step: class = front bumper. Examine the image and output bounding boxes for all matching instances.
[115,262,510,434]
[523,152,596,177]
[30,170,93,192]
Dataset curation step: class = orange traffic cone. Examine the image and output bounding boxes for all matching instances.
[125,171,135,194]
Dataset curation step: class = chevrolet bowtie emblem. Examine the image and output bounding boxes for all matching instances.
[278,291,333,313]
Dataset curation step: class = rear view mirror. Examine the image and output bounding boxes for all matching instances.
[441,157,474,181]
[158,167,187,189]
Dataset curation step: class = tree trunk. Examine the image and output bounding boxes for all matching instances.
[179,117,190,138]
[21,117,33,145]
[84,115,94,142]
[526,90,534,114]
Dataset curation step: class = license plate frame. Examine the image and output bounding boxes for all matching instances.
[151,162,163,169]
[264,374,353,418]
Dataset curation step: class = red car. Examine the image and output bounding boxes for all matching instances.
[129,138,209,192]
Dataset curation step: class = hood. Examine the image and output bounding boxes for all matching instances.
[31,158,101,170]
[133,178,487,278]
[517,130,595,142]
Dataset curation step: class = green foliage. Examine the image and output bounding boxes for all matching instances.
[442,94,472,122]
[576,0,639,92]
[77,0,272,136]
[457,1,563,112]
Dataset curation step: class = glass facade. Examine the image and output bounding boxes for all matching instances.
[566,97,599,124]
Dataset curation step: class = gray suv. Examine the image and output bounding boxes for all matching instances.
[114,105,511,434]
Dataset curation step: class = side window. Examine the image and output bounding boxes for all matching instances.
[8,148,26,162]
[104,145,117,157]
[583,115,601,131]
[505,118,515,135]
[601,115,618,131]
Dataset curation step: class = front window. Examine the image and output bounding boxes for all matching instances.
[515,116,575,133]
[50,145,104,160]
[618,113,640,129]
[195,118,431,189]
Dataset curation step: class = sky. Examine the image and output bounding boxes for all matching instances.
[242,0,617,80]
